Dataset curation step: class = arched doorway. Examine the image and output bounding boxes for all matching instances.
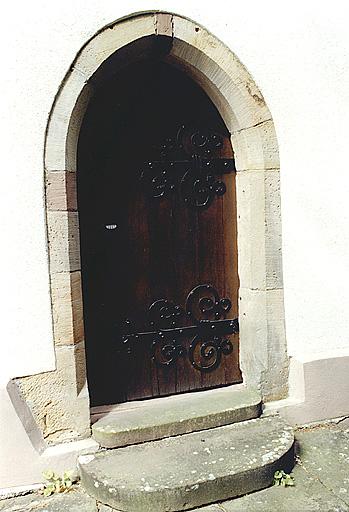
[78,50,242,406]
[10,12,288,449]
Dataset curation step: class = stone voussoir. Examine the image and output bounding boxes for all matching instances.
[79,415,294,512]
[92,387,262,448]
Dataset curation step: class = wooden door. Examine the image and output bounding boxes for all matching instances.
[78,60,242,406]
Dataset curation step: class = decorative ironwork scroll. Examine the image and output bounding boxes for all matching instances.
[140,126,235,210]
[186,284,234,372]
[119,284,238,372]
[189,336,233,372]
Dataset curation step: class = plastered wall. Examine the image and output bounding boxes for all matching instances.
[1,1,348,391]
[1,0,349,491]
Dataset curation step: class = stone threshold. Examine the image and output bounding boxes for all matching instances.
[91,385,262,448]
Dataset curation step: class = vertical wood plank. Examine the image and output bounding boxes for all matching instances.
[78,59,242,405]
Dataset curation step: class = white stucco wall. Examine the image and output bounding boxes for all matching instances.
[1,1,348,396]
[1,0,349,491]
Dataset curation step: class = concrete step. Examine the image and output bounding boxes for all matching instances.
[92,386,261,448]
[79,415,294,512]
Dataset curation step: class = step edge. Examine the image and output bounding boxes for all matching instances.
[91,386,261,417]
[93,394,262,427]
[93,402,262,448]
[79,430,294,511]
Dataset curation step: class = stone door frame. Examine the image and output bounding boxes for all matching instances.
[11,11,288,449]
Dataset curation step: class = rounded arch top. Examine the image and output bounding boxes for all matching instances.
[43,10,287,404]
[44,11,279,174]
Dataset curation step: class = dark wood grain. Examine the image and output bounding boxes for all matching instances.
[77,59,242,406]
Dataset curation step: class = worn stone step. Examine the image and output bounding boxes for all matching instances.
[79,415,294,512]
[92,386,261,448]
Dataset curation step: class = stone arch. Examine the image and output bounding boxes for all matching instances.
[13,11,288,448]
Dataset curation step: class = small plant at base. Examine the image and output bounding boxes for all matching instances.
[41,469,76,497]
[273,470,295,487]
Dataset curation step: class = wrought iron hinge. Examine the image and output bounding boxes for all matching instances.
[140,126,235,210]
[118,284,239,372]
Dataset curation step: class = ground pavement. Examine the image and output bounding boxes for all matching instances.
[1,421,348,512]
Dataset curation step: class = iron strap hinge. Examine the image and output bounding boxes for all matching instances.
[140,126,236,210]
[118,284,238,372]
[121,318,239,344]
[119,318,239,373]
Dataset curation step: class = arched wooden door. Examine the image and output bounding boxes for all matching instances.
[78,58,242,406]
